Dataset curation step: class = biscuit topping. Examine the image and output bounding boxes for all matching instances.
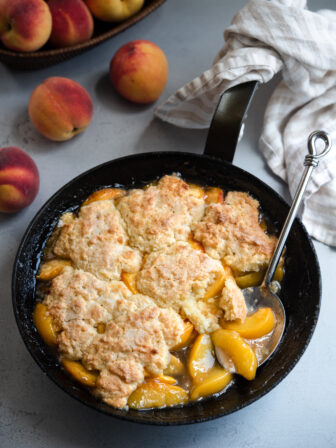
[54,200,142,280]
[117,175,205,252]
[45,267,184,408]
[35,177,279,409]
[194,191,276,273]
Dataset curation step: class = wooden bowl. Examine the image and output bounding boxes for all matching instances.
[0,0,166,70]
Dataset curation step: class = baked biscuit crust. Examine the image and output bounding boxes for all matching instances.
[219,277,247,321]
[194,191,276,273]
[117,175,205,253]
[54,200,142,280]
[44,267,184,408]
[137,242,225,333]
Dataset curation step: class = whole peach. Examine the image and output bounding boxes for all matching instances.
[85,0,144,23]
[0,146,39,213]
[48,0,94,48]
[110,40,169,104]
[28,77,93,142]
[0,0,52,52]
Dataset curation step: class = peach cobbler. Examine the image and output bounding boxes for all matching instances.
[34,175,283,410]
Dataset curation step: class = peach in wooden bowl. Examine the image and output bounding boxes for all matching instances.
[0,0,52,52]
[48,0,94,48]
[0,0,166,69]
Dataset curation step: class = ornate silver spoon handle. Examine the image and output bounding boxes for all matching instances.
[263,131,332,286]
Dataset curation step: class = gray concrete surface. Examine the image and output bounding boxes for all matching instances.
[1,1,335,447]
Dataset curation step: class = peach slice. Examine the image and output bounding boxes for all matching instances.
[190,366,233,401]
[221,307,275,339]
[61,359,98,387]
[205,187,224,204]
[171,320,196,351]
[235,266,284,289]
[188,184,205,199]
[82,187,125,206]
[128,379,188,409]
[273,265,284,282]
[187,238,205,252]
[97,323,106,334]
[259,219,267,232]
[235,270,264,289]
[121,271,138,294]
[37,259,71,281]
[153,375,177,385]
[164,355,184,376]
[33,303,57,346]
[188,334,215,383]
[212,330,257,380]
[203,270,227,300]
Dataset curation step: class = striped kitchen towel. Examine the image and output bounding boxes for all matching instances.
[155,0,336,247]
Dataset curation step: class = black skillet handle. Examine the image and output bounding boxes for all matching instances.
[204,81,259,163]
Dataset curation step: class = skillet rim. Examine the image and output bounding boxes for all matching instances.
[11,150,321,425]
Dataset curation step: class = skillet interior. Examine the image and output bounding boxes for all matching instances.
[12,151,321,425]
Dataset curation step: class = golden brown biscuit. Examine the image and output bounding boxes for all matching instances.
[219,277,247,321]
[117,175,205,252]
[54,200,142,280]
[193,191,276,273]
[36,180,280,409]
[44,268,184,408]
[137,242,225,333]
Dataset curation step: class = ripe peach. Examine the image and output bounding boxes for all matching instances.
[110,40,169,104]
[0,146,39,213]
[84,0,144,23]
[28,77,93,142]
[48,0,94,48]
[0,0,52,52]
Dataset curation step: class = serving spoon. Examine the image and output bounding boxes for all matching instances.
[217,130,332,370]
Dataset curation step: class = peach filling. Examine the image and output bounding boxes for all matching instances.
[33,303,57,346]
[128,379,188,409]
[221,307,275,339]
[37,259,71,281]
[212,330,257,380]
[61,359,98,387]
[171,320,196,351]
[82,188,126,206]
[121,271,138,294]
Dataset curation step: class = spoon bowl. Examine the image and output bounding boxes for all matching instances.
[215,284,286,370]
[242,285,285,366]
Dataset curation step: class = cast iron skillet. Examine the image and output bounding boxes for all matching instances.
[12,81,321,425]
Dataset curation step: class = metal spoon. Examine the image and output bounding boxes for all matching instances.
[217,130,332,370]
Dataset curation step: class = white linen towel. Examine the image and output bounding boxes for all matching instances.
[155,0,336,247]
